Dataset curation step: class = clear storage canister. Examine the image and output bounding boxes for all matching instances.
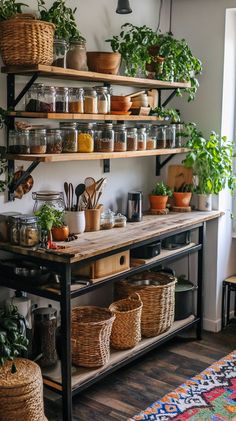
[9,215,21,245]
[146,126,157,150]
[33,307,57,368]
[19,216,39,247]
[25,83,43,112]
[94,123,114,152]
[53,38,68,68]
[156,126,166,149]
[46,129,63,154]
[38,86,56,113]
[32,191,65,213]
[127,127,138,151]
[95,86,108,114]
[66,40,88,71]
[60,122,78,152]
[77,122,94,152]
[29,129,47,154]
[114,124,127,152]
[8,130,30,154]
[166,125,176,148]
[84,88,98,114]
[68,87,84,113]
[55,87,69,113]
[175,123,185,147]
[0,212,22,242]
[137,127,147,151]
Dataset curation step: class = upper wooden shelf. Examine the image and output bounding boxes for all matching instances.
[7,111,163,121]
[2,65,191,89]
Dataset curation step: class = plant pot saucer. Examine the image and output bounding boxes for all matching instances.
[147,208,169,215]
[172,206,192,213]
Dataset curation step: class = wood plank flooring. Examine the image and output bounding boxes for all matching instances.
[45,321,236,421]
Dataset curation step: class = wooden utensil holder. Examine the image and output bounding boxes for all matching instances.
[85,208,101,232]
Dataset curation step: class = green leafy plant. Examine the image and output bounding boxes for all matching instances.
[35,204,64,231]
[37,0,84,41]
[0,305,28,370]
[0,0,28,21]
[174,183,194,193]
[150,107,180,122]
[182,123,236,194]
[151,181,172,196]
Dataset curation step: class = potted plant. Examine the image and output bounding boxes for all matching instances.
[35,204,69,247]
[182,124,236,210]
[149,181,172,210]
[150,106,181,122]
[173,183,193,208]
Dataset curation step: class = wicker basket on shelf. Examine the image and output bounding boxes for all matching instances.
[109,293,143,350]
[0,14,55,66]
[115,271,176,338]
[0,358,47,421]
[71,306,115,368]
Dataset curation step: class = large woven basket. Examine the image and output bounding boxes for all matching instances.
[115,271,176,338]
[0,358,47,421]
[0,14,55,66]
[109,293,143,350]
[71,306,115,368]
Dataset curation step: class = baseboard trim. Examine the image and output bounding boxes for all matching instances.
[203,311,235,332]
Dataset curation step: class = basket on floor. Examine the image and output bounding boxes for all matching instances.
[115,271,176,338]
[0,14,55,66]
[0,358,47,421]
[71,306,115,368]
[109,293,143,350]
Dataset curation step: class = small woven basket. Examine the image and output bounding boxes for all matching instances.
[0,14,55,66]
[109,293,143,350]
[0,358,47,421]
[71,306,115,368]
[115,271,176,338]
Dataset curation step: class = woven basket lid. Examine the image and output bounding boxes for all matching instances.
[0,358,42,389]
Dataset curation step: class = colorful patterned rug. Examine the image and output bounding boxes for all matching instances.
[128,350,236,420]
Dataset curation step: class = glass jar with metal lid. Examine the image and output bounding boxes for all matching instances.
[32,191,65,213]
[156,125,166,149]
[46,129,63,154]
[55,87,69,113]
[114,124,127,152]
[137,127,147,151]
[9,215,22,245]
[33,306,57,367]
[38,86,56,113]
[127,127,138,151]
[25,83,44,112]
[29,129,47,154]
[53,38,68,68]
[95,86,108,114]
[19,215,39,247]
[146,125,157,150]
[77,122,94,153]
[59,122,78,152]
[94,123,114,152]
[166,125,176,148]
[100,209,115,230]
[8,130,30,154]
[66,40,87,71]
[68,87,84,113]
[84,88,98,114]
[0,212,22,242]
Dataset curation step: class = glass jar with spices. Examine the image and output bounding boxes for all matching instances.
[77,122,94,153]
[8,130,30,154]
[53,38,68,68]
[156,126,166,149]
[0,212,22,242]
[19,216,39,247]
[68,87,84,113]
[146,125,157,150]
[94,123,114,152]
[95,86,108,114]
[100,209,115,230]
[114,213,127,228]
[32,191,65,213]
[166,125,176,148]
[46,129,63,154]
[114,124,127,152]
[29,129,47,154]
[38,86,56,113]
[25,83,43,112]
[9,215,21,245]
[33,307,57,367]
[127,127,138,151]
[137,127,147,151]
[84,88,98,114]
[60,122,78,152]
[66,40,87,70]
[55,87,69,113]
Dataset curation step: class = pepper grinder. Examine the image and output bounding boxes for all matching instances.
[127,191,143,222]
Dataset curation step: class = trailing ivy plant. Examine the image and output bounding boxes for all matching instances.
[182,123,236,194]
[151,181,172,197]
[150,106,180,122]
[0,0,28,21]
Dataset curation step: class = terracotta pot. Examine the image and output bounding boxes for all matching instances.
[51,225,69,241]
[173,192,192,207]
[86,52,121,75]
[149,195,168,210]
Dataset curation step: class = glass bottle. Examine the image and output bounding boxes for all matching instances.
[53,39,68,68]
[137,127,147,151]
[9,215,21,245]
[84,88,98,114]
[166,125,176,148]
[77,122,94,152]
[156,126,167,149]
[46,129,63,154]
[38,86,56,113]
[32,191,65,213]
[95,86,108,114]
[114,124,127,151]
[100,209,115,230]
[94,123,114,152]
[29,129,47,154]
[55,87,69,113]
[146,125,157,150]
[68,87,84,113]
[175,123,185,147]
[127,127,138,151]
[8,130,30,154]
[19,216,39,247]
[25,83,44,112]
[59,122,78,152]
[66,40,88,71]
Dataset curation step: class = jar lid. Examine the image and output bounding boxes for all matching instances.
[69,87,84,94]
[84,87,96,94]
[70,39,86,46]
[78,122,94,130]
[34,306,57,321]
[56,86,69,93]
[0,212,22,221]
[102,123,113,130]
[59,122,77,129]
[101,209,115,219]
[32,191,63,201]
[137,127,146,133]
[43,85,56,92]
[46,129,62,134]
[8,214,22,223]
[127,127,137,133]
[19,215,38,224]
[54,38,68,46]
[29,128,46,134]
[115,213,127,221]
[95,86,108,93]
[114,124,126,130]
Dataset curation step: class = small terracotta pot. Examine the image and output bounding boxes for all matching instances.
[149,195,168,210]
[173,192,192,207]
[51,225,69,241]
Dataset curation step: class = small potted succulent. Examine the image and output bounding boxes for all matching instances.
[149,181,172,210]
[35,204,69,247]
[173,183,193,208]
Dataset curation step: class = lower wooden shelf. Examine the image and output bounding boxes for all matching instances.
[42,315,196,394]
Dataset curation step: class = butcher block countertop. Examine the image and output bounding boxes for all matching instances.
[0,211,223,264]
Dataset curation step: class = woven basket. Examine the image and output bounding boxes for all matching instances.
[0,358,47,421]
[0,14,55,66]
[71,306,115,368]
[115,271,176,338]
[109,293,143,350]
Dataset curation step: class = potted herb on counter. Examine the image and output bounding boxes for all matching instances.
[149,181,172,210]
[35,204,69,247]
[173,183,193,208]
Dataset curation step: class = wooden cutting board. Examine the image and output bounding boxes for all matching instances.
[167,165,193,190]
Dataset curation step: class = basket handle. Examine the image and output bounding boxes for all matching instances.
[129,292,142,303]
[13,13,36,20]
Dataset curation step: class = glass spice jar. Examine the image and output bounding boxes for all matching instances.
[55,87,69,113]
[114,213,127,228]
[38,86,56,113]
[84,88,98,114]
[25,83,43,112]
[53,38,68,68]
[127,127,138,151]
[166,125,176,148]
[60,122,78,152]
[175,123,186,147]
[66,40,88,71]
[68,87,84,113]
[9,215,21,245]
[146,125,157,150]
[46,129,63,154]
[137,127,147,150]
[29,129,47,154]
[77,122,94,152]
[156,125,167,149]
[8,130,30,154]
[33,307,57,367]
[19,216,39,247]
[94,123,114,152]
[95,86,108,114]
[0,212,22,242]
[100,209,115,230]
[114,124,127,152]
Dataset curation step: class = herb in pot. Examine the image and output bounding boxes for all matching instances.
[151,181,172,196]
[0,0,28,21]
[149,182,172,211]
[35,204,67,247]
[150,107,180,123]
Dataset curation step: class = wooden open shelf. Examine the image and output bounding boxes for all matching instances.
[7,111,163,121]
[2,65,191,89]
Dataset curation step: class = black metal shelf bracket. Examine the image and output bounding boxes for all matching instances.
[156,154,175,176]
[157,88,178,108]
[8,160,40,201]
[103,159,110,173]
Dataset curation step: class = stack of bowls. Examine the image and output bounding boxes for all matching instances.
[110,96,132,113]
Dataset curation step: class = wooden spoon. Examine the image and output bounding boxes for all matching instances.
[84,177,96,209]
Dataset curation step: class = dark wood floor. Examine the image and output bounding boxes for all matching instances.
[45,321,236,421]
